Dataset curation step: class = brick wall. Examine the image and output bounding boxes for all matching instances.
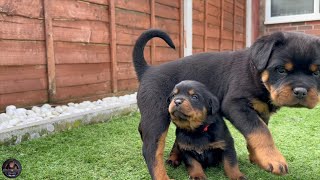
[259,0,320,37]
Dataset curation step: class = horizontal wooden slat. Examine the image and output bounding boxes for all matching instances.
[207,37,219,50]
[207,3,220,17]
[116,25,179,47]
[235,32,245,41]
[117,63,137,80]
[222,29,233,40]
[0,90,48,110]
[155,2,179,20]
[193,21,204,36]
[0,15,44,40]
[0,40,46,65]
[235,41,244,50]
[0,0,43,18]
[208,0,221,7]
[236,0,245,9]
[55,82,111,101]
[207,25,220,38]
[235,23,244,33]
[221,39,233,50]
[208,14,220,26]
[116,0,150,13]
[235,6,244,16]
[235,15,244,25]
[156,0,179,8]
[116,25,145,45]
[224,11,234,22]
[154,33,180,47]
[193,9,204,22]
[193,48,204,54]
[193,0,204,12]
[115,8,150,29]
[224,20,234,31]
[50,0,108,21]
[0,65,46,81]
[0,78,47,94]
[156,47,179,62]
[82,0,108,5]
[156,17,179,34]
[53,20,109,43]
[193,35,204,49]
[224,1,234,13]
[118,79,138,91]
[56,63,111,87]
[54,42,110,64]
[116,45,151,63]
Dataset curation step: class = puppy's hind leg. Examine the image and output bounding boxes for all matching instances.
[183,155,207,180]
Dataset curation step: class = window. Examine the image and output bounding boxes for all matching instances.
[265,0,320,24]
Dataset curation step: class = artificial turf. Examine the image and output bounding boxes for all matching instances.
[0,107,319,179]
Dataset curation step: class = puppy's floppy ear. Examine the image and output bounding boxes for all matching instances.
[208,95,220,115]
[250,32,285,72]
[167,92,174,104]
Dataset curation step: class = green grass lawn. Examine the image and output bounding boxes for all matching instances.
[0,107,319,180]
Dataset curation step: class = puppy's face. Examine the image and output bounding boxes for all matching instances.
[168,80,219,131]
[251,32,320,108]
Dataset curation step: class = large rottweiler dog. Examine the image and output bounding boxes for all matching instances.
[167,80,245,180]
[133,29,320,179]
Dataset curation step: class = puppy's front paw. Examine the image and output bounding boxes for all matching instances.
[188,174,207,180]
[166,153,181,168]
[249,146,288,175]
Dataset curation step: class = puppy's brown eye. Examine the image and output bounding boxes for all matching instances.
[313,70,320,77]
[276,66,287,74]
[192,95,198,100]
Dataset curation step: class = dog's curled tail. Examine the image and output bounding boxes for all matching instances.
[133,29,175,81]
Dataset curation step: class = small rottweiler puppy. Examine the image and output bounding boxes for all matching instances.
[133,29,320,179]
[166,80,245,180]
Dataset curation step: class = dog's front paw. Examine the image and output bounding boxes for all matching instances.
[249,146,288,175]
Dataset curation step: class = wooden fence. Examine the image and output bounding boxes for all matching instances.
[0,0,245,110]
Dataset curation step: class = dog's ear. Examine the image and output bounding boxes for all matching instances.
[208,95,220,115]
[250,32,285,72]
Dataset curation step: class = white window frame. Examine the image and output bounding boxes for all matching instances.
[265,0,320,24]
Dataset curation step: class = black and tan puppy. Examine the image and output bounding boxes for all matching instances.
[167,80,245,180]
[133,29,320,179]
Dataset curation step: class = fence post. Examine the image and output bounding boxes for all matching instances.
[150,0,156,65]
[204,0,208,52]
[180,0,184,57]
[109,0,118,93]
[43,0,56,102]
[219,0,224,51]
[233,0,236,50]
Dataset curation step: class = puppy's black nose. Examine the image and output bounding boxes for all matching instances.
[174,98,184,106]
[293,87,307,99]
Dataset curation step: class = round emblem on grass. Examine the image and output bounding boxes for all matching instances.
[2,159,22,178]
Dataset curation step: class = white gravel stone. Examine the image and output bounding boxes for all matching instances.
[0,92,137,131]
[32,106,41,114]
[42,104,51,109]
